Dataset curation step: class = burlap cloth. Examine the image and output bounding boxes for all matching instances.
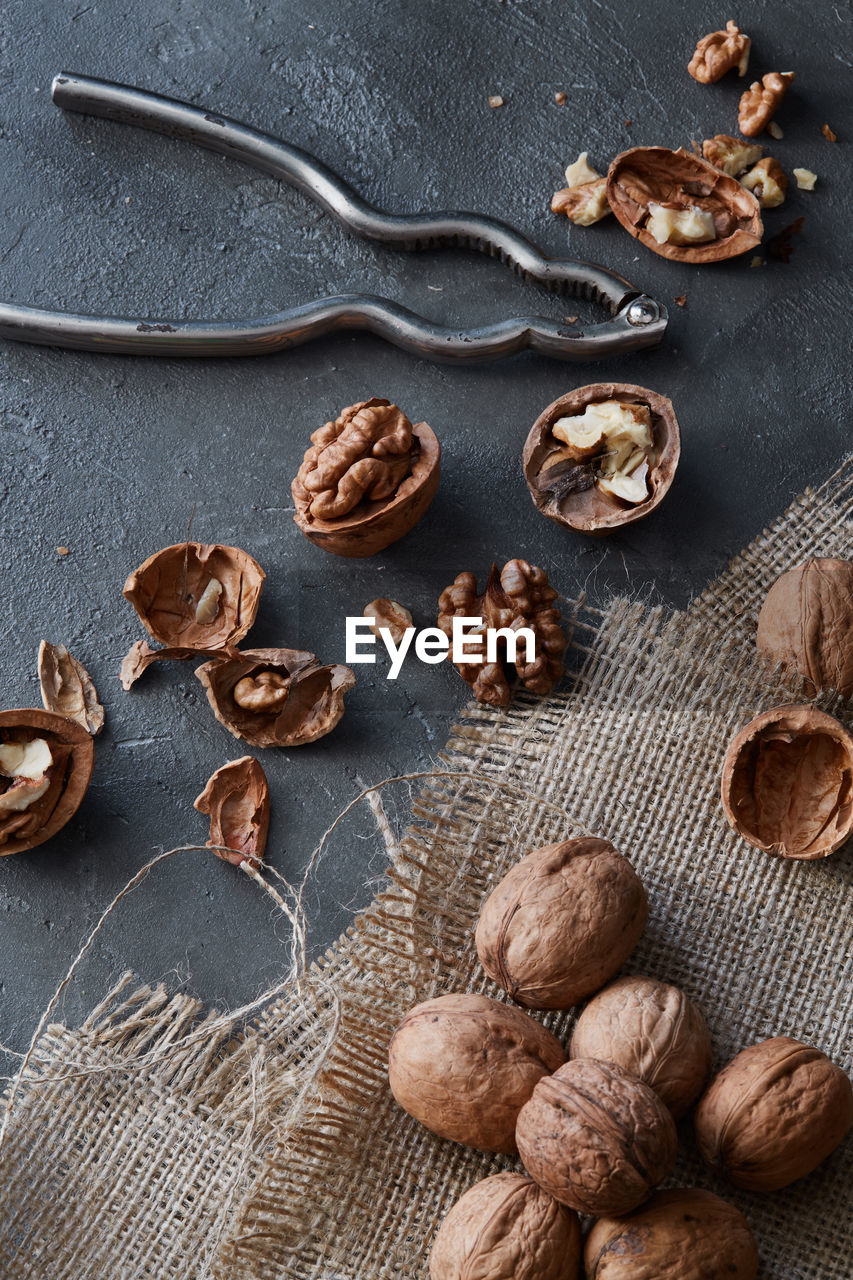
[2,462,852,1280]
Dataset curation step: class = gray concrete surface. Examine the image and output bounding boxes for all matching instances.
[0,0,850,1055]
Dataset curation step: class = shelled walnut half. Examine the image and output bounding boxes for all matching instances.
[739,72,794,137]
[551,151,611,226]
[0,709,94,856]
[607,147,762,263]
[437,560,566,706]
[688,21,751,83]
[523,383,680,535]
[292,399,440,557]
[196,647,355,747]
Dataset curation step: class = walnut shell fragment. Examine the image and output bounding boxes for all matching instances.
[756,558,853,698]
[584,1189,759,1280]
[196,647,356,747]
[476,838,647,1010]
[292,399,441,558]
[523,384,680,535]
[0,709,94,856]
[721,703,853,859]
[437,560,566,706]
[695,1036,853,1191]
[123,542,265,650]
[388,993,565,1153]
[194,756,270,868]
[429,1172,581,1280]
[120,640,225,691]
[607,148,763,263]
[516,1059,677,1215]
[38,641,104,735]
[569,976,711,1118]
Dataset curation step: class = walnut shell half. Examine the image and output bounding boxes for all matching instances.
[756,558,853,699]
[476,838,647,1009]
[516,1059,677,1215]
[695,1037,853,1191]
[584,1189,759,1280]
[196,648,356,748]
[570,976,711,1118]
[607,147,763,263]
[388,993,565,1153]
[429,1173,581,1280]
[721,703,853,859]
[0,709,94,856]
[522,384,680,535]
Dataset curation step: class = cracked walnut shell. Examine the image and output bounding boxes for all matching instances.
[476,838,647,1010]
[569,976,711,1118]
[756,558,853,698]
[429,1173,581,1280]
[0,709,94,856]
[516,1059,677,1216]
[196,648,356,748]
[695,1037,853,1190]
[739,72,794,137]
[607,148,762,263]
[523,384,680,535]
[437,560,566,706]
[388,993,565,1153]
[721,704,853,859]
[292,398,440,557]
[688,21,750,83]
[123,542,265,650]
[584,1189,759,1280]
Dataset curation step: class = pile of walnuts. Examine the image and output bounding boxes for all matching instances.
[386,834,853,1280]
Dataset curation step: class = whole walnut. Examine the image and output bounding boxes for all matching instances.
[515,1059,677,1215]
[429,1173,581,1280]
[756,558,853,699]
[695,1036,853,1190]
[475,838,647,1009]
[388,993,565,1153]
[570,976,711,1118]
[584,1188,759,1280]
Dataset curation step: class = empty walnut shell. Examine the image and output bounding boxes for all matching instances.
[476,838,647,1009]
[607,147,763,263]
[124,542,265,649]
[388,993,565,1154]
[695,1036,853,1191]
[0,709,94,856]
[522,384,680,535]
[570,976,712,1118]
[757,558,853,699]
[721,703,853,859]
[429,1172,582,1280]
[196,648,355,748]
[584,1189,759,1280]
[516,1059,678,1215]
[292,400,441,558]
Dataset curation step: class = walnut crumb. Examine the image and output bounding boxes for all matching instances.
[56,546,70,556]
[822,123,838,142]
[554,91,567,105]
[767,121,784,140]
[793,168,817,190]
[674,294,687,307]
[750,255,764,267]
[488,95,504,108]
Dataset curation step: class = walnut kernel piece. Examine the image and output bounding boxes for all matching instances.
[0,709,94,856]
[688,21,750,83]
[701,134,763,177]
[551,151,611,226]
[292,399,440,558]
[476,837,647,1010]
[124,542,265,650]
[721,703,853,859]
[516,1059,677,1215]
[552,401,653,506]
[738,71,794,137]
[364,598,413,645]
[429,1173,582,1280]
[767,120,784,140]
[607,148,762,264]
[388,993,565,1153]
[38,641,104,735]
[233,672,289,712]
[488,95,504,108]
[756,558,853,697]
[437,560,566,706]
[823,123,838,142]
[793,167,817,190]
[194,756,270,868]
[741,158,787,208]
[695,1037,853,1190]
[585,1189,759,1280]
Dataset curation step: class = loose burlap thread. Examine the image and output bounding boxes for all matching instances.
[1,462,852,1279]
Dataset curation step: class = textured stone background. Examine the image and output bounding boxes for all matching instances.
[0,0,849,1054]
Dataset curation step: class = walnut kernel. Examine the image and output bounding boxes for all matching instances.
[740,157,787,208]
[701,134,763,178]
[793,167,817,190]
[551,151,611,226]
[364,598,413,645]
[688,21,750,83]
[738,72,794,137]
